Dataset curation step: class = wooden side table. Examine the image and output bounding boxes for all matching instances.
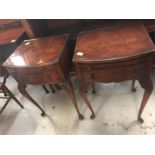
[3,35,84,120]
[73,22,155,123]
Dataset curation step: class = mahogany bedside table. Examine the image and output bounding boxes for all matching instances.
[3,35,84,120]
[73,22,155,123]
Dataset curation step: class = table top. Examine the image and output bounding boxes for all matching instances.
[73,22,155,63]
[0,27,25,46]
[3,34,69,68]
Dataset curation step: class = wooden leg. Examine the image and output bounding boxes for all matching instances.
[63,79,84,120]
[91,82,96,94]
[0,97,11,114]
[138,76,153,123]
[3,75,9,96]
[79,81,95,119]
[18,83,46,117]
[42,85,49,94]
[131,79,136,92]
[49,84,55,93]
[4,92,8,96]
[4,85,24,109]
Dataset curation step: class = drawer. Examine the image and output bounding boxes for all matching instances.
[16,70,62,85]
[77,56,152,82]
[8,64,57,74]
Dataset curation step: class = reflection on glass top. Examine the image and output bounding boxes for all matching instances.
[3,34,69,67]
[10,55,26,66]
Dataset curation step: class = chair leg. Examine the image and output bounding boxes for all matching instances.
[0,75,23,114]
[0,97,11,114]
[3,85,24,109]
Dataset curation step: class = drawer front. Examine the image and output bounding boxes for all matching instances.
[77,56,152,82]
[18,70,61,85]
[8,66,63,85]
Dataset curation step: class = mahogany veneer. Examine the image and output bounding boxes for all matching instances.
[73,22,155,123]
[3,35,84,119]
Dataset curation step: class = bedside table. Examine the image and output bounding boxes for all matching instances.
[3,35,84,120]
[73,22,155,123]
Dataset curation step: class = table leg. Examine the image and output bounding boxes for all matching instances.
[91,82,96,94]
[63,79,84,120]
[79,81,95,119]
[131,79,136,92]
[18,83,46,117]
[49,84,55,93]
[138,76,153,123]
[42,85,49,94]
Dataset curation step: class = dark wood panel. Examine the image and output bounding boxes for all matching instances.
[44,19,155,39]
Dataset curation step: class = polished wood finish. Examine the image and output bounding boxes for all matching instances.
[21,20,155,75]
[73,23,154,63]
[20,20,36,38]
[3,35,84,119]
[44,20,155,38]
[73,22,155,123]
[0,27,25,46]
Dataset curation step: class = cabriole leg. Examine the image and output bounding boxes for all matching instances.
[131,79,136,92]
[18,83,45,116]
[138,76,153,123]
[63,79,84,120]
[79,81,95,119]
